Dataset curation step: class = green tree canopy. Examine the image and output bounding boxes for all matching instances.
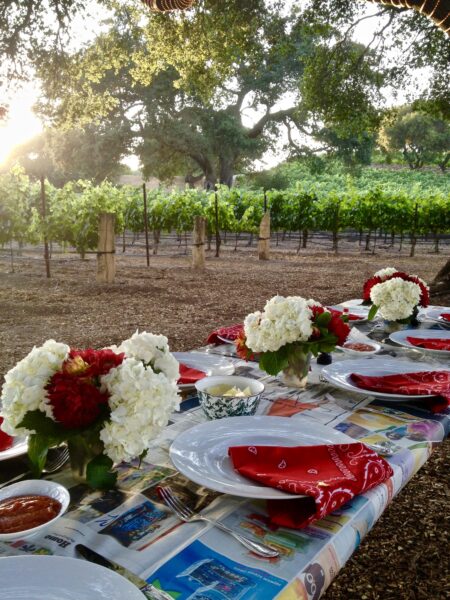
[36,1,391,185]
[3,123,131,185]
[380,107,450,171]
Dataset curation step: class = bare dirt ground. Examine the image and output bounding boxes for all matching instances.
[0,239,449,599]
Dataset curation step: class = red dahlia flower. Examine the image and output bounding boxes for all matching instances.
[65,348,124,378]
[363,276,382,301]
[328,314,350,346]
[46,372,109,429]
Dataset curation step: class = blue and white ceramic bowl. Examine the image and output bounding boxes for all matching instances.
[195,376,264,420]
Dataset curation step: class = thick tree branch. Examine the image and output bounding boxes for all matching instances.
[246,107,297,139]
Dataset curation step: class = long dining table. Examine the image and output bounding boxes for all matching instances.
[0,307,449,599]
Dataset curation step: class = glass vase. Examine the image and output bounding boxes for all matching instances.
[68,435,103,483]
[382,320,410,334]
[281,351,311,389]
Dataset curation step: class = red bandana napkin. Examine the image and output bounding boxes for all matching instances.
[228,443,392,529]
[406,336,450,351]
[441,313,450,322]
[178,364,207,385]
[351,371,450,413]
[206,324,244,345]
[0,418,13,452]
[328,308,363,321]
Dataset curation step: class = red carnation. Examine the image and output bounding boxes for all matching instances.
[65,348,124,378]
[46,373,109,429]
[363,276,382,301]
[328,315,350,346]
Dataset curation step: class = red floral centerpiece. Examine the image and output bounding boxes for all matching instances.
[236,295,350,387]
[363,267,429,325]
[0,332,181,488]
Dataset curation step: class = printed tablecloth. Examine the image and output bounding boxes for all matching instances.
[0,318,448,600]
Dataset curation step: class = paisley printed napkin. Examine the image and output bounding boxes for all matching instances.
[228,443,392,529]
[327,308,364,321]
[178,364,207,385]
[406,336,450,351]
[206,324,244,345]
[0,417,13,452]
[351,371,450,413]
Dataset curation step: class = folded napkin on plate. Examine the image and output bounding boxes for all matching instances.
[178,364,207,385]
[406,336,450,351]
[441,313,450,322]
[228,443,392,529]
[206,324,244,345]
[350,371,450,413]
[0,418,13,452]
[328,308,363,321]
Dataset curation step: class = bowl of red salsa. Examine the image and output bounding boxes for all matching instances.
[0,479,70,541]
[338,341,381,356]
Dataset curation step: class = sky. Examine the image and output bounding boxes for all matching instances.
[0,2,431,171]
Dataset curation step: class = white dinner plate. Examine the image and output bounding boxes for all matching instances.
[0,436,28,461]
[0,556,146,600]
[169,416,354,499]
[418,306,450,325]
[389,330,450,356]
[321,357,448,401]
[338,298,365,308]
[174,352,235,390]
[217,335,236,344]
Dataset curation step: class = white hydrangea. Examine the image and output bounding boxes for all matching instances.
[370,278,421,321]
[373,267,398,280]
[100,358,180,463]
[0,340,69,435]
[244,295,317,353]
[117,330,179,381]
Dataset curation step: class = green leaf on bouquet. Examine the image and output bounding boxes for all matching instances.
[86,454,117,490]
[18,410,63,437]
[368,304,379,321]
[316,311,331,327]
[259,347,289,375]
[27,434,51,476]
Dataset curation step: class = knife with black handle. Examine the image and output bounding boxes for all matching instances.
[75,544,172,600]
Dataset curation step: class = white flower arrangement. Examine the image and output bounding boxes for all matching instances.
[100,357,180,463]
[244,295,316,353]
[239,295,350,379]
[373,267,398,280]
[370,278,422,321]
[0,331,181,487]
[1,340,70,435]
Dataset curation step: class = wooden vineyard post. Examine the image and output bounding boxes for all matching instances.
[97,213,116,283]
[214,191,221,258]
[40,175,51,278]
[143,183,150,266]
[258,212,271,260]
[192,216,206,270]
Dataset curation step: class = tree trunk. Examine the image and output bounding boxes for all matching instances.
[153,229,160,254]
[204,166,217,191]
[185,172,204,188]
[219,157,234,188]
[430,258,450,296]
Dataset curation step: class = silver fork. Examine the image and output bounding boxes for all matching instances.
[0,445,70,489]
[158,486,279,558]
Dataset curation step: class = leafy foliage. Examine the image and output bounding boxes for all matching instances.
[1,167,449,257]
